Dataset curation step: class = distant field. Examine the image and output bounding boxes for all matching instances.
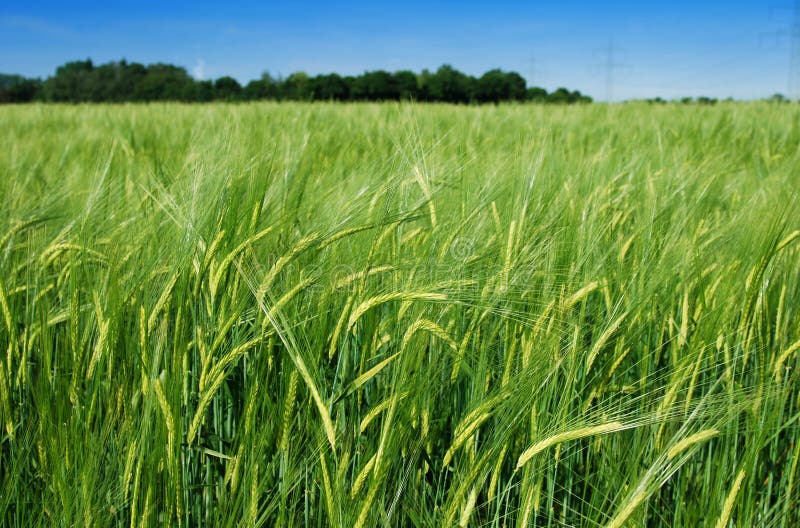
[1,102,799,527]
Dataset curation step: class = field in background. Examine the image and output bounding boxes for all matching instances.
[1,102,799,527]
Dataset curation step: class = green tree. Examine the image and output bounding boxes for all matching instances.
[309,73,349,101]
[0,74,40,102]
[282,72,311,100]
[42,59,95,102]
[546,87,591,104]
[476,69,526,103]
[425,65,475,103]
[242,73,279,100]
[351,70,398,101]
[526,86,548,102]
[130,64,194,101]
[214,76,242,101]
[394,70,419,100]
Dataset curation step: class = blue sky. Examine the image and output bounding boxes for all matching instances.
[0,1,793,100]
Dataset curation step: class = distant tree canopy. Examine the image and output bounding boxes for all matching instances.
[0,59,593,104]
[0,74,40,103]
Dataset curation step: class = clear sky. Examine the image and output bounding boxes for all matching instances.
[0,1,794,100]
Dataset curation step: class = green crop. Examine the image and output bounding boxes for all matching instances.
[0,101,798,527]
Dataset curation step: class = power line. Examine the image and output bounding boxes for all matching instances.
[765,1,800,98]
[597,39,626,102]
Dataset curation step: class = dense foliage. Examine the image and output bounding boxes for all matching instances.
[1,102,799,527]
[0,60,592,104]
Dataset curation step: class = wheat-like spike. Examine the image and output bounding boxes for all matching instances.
[438,205,483,261]
[655,369,689,448]
[776,283,787,345]
[487,443,508,501]
[459,486,478,528]
[562,281,599,310]
[774,337,800,382]
[129,457,142,528]
[319,450,336,524]
[442,411,491,468]
[208,308,242,357]
[5,285,27,296]
[366,221,400,262]
[329,295,354,360]
[353,477,381,528]
[667,429,718,460]
[451,321,476,381]
[244,379,259,435]
[201,229,226,272]
[618,234,635,263]
[371,386,399,478]
[41,243,108,267]
[0,361,13,439]
[279,370,299,452]
[453,392,508,440]
[359,391,408,433]
[678,288,690,348]
[586,311,629,373]
[351,453,377,499]
[258,231,321,293]
[317,224,374,250]
[516,422,624,470]
[683,346,705,414]
[204,335,266,397]
[121,439,138,503]
[186,368,227,445]
[503,220,516,285]
[197,309,243,391]
[187,336,265,445]
[138,303,147,363]
[518,475,538,528]
[332,265,394,291]
[605,487,649,528]
[210,226,274,296]
[443,448,494,526]
[33,283,55,304]
[266,276,316,321]
[777,229,800,251]
[0,218,43,252]
[348,351,400,394]
[153,378,176,470]
[227,445,243,492]
[294,350,336,450]
[0,280,13,338]
[401,318,458,352]
[85,319,110,380]
[347,292,447,332]
[248,463,259,526]
[714,469,746,528]
[400,226,424,245]
[490,201,502,235]
[241,259,339,451]
[147,272,178,332]
[412,165,437,228]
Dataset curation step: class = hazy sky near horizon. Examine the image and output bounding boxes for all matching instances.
[0,1,794,100]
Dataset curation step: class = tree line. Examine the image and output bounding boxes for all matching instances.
[0,59,592,104]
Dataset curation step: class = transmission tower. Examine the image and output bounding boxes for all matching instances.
[600,39,625,102]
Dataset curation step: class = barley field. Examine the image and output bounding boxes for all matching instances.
[1,102,799,527]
